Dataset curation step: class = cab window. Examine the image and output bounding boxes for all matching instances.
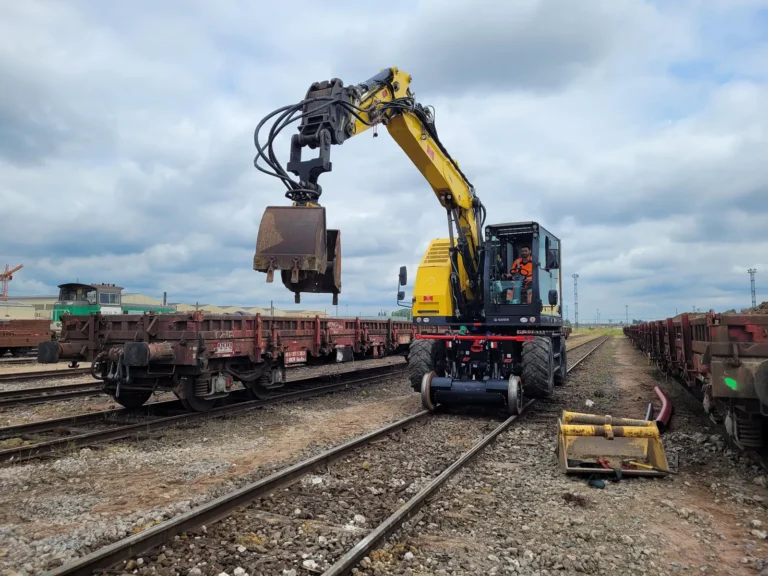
[99,292,120,305]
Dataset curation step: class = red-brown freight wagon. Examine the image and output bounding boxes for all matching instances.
[0,319,53,357]
[625,312,768,450]
[38,311,439,411]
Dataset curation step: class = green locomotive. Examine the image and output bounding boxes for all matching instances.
[51,283,175,322]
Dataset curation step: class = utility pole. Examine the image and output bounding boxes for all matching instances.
[625,304,629,325]
[565,305,568,322]
[596,309,599,325]
[749,268,757,308]
[572,274,579,329]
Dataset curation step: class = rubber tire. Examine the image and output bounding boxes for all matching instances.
[113,389,153,409]
[407,339,439,391]
[554,338,567,387]
[522,336,555,398]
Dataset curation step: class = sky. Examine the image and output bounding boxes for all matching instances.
[1,0,768,323]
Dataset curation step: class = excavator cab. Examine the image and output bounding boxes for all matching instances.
[253,205,341,304]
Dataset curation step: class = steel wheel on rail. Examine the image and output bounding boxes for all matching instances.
[421,371,437,411]
[554,338,567,387]
[178,376,217,412]
[245,365,286,399]
[112,389,153,409]
[507,375,523,415]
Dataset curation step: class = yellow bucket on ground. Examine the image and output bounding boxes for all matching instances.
[556,411,670,477]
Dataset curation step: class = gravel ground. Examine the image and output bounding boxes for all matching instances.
[0,356,406,428]
[114,412,504,576]
[350,337,768,576]
[0,362,420,574]
[73,339,606,576]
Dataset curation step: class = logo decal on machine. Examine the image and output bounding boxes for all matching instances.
[426,144,435,160]
[423,296,434,301]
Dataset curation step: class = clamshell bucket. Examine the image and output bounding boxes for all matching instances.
[556,411,670,477]
[253,205,342,304]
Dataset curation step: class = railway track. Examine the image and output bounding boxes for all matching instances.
[0,363,407,464]
[0,367,91,384]
[0,381,103,408]
[45,335,610,576]
[0,355,38,365]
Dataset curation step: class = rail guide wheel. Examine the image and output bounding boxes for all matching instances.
[507,375,523,415]
[421,371,436,411]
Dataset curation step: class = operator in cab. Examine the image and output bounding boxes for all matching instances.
[503,245,533,304]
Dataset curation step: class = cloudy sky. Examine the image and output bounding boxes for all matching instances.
[2,0,767,322]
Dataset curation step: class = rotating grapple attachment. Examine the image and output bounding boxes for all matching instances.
[253,205,341,304]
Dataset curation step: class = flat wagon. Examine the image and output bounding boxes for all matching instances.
[0,319,53,357]
[39,311,438,411]
[625,311,768,449]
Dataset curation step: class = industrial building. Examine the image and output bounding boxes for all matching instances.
[3,293,327,320]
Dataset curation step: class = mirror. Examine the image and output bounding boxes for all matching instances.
[546,248,560,269]
[397,290,405,301]
[548,290,558,306]
[398,265,407,286]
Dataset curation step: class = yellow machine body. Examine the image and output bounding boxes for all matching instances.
[410,238,472,319]
[556,411,670,477]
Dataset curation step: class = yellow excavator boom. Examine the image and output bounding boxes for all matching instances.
[252,67,486,313]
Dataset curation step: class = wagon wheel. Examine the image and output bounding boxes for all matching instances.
[178,376,217,412]
[245,365,286,400]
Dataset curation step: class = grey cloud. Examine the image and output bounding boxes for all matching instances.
[333,0,681,95]
[2,0,768,323]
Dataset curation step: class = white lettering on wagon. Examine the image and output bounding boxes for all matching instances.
[215,342,234,356]
[285,350,307,364]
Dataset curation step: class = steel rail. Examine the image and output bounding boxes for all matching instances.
[0,400,181,439]
[0,367,91,384]
[44,335,610,576]
[565,335,605,353]
[0,356,37,365]
[0,364,407,464]
[0,382,103,408]
[45,410,429,576]
[322,334,610,576]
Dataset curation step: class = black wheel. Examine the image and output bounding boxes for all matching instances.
[10,348,28,358]
[407,339,444,391]
[113,389,152,409]
[522,336,555,398]
[245,366,285,400]
[554,338,567,387]
[179,376,217,412]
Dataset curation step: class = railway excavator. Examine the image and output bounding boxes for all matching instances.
[252,66,566,415]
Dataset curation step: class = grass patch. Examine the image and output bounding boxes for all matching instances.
[572,327,623,337]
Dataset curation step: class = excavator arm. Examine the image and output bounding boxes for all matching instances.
[253,67,486,316]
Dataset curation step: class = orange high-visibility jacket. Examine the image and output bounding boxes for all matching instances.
[510,257,532,280]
